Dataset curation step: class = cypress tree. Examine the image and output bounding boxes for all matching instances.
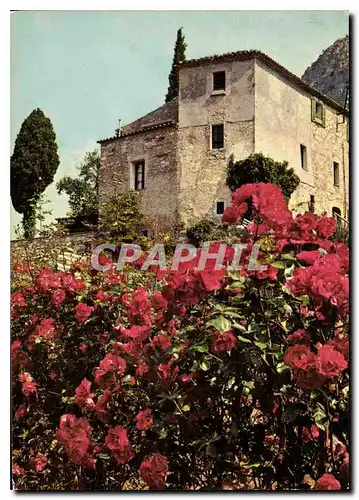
[165,27,187,103]
[11,108,60,238]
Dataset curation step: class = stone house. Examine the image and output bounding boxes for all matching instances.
[98,50,349,229]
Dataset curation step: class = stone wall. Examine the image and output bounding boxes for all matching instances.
[177,59,255,225]
[99,125,179,228]
[98,56,349,229]
[254,59,349,218]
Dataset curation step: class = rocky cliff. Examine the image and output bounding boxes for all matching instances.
[302,35,349,108]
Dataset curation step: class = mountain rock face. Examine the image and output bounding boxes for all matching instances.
[302,35,349,108]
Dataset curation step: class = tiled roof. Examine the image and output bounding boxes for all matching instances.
[179,50,349,115]
[98,50,348,144]
[98,98,178,143]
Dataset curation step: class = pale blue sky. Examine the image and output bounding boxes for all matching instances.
[10,10,349,237]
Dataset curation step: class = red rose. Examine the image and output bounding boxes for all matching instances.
[211,331,237,353]
[30,456,47,472]
[105,426,135,464]
[136,364,150,377]
[52,289,66,308]
[317,216,337,239]
[75,378,95,409]
[136,409,153,431]
[222,203,248,224]
[297,250,321,265]
[95,389,112,423]
[328,336,349,361]
[22,381,37,397]
[75,302,94,325]
[99,353,126,374]
[14,404,27,422]
[284,345,315,370]
[57,414,92,465]
[315,344,348,379]
[12,465,24,477]
[286,329,309,345]
[152,291,168,310]
[315,473,341,490]
[302,424,320,442]
[139,453,168,489]
[151,334,172,351]
[94,368,116,389]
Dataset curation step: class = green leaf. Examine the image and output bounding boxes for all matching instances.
[232,321,247,332]
[200,360,210,371]
[270,261,287,269]
[237,334,252,344]
[254,341,267,350]
[193,343,209,353]
[243,380,255,389]
[276,362,290,373]
[207,315,231,333]
[281,253,297,261]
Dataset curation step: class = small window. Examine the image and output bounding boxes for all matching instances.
[213,71,226,91]
[211,124,224,149]
[311,98,325,126]
[332,207,342,229]
[333,162,340,187]
[300,144,308,170]
[308,195,315,213]
[134,161,145,190]
[215,200,225,215]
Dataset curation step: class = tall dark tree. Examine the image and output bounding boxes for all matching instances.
[11,108,60,238]
[165,27,187,103]
[56,149,100,223]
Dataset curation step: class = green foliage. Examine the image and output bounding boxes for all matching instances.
[56,150,100,222]
[97,189,148,246]
[331,220,349,244]
[186,218,218,246]
[186,217,247,246]
[11,108,60,238]
[226,153,300,202]
[165,27,187,103]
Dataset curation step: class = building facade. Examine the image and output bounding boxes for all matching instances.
[98,50,349,228]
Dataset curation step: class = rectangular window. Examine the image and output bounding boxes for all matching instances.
[215,200,225,215]
[300,144,308,170]
[213,71,226,91]
[311,98,326,126]
[333,162,340,187]
[134,161,145,190]
[211,124,224,149]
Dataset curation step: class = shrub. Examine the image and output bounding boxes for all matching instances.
[97,189,149,248]
[227,153,300,202]
[11,183,349,491]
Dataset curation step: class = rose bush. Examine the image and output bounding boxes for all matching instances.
[11,183,349,490]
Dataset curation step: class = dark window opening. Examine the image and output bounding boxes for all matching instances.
[333,162,340,187]
[211,124,224,149]
[134,161,145,190]
[308,195,315,213]
[332,207,342,229]
[213,71,226,91]
[215,201,225,215]
[300,144,308,170]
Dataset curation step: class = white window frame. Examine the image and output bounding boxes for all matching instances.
[214,199,227,217]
